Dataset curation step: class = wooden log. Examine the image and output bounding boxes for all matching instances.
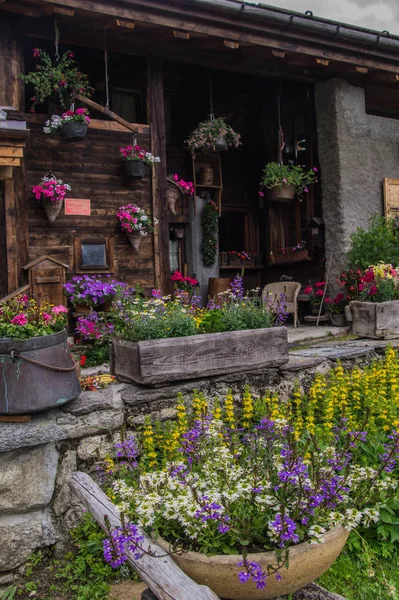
[75,94,146,135]
[110,327,289,385]
[4,179,18,293]
[68,471,220,600]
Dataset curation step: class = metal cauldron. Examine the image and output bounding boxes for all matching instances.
[0,329,81,415]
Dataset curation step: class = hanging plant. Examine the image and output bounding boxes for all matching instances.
[185,116,241,153]
[116,203,156,253]
[32,174,71,222]
[119,145,161,178]
[21,48,93,112]
[260,162,318,202]
[44,108,91,141]
[166,174,194,215]
[202,200,219,266]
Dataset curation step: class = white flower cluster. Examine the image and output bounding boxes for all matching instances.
[145,152,161,164]
[43,114,63,134]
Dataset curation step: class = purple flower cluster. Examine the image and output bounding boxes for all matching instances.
[269,513,300,547]
[64,274,133,307]
[195,497,231,533]
[76,312,114,340]
[115,436,139,470]
[103,523,144,568]
[238,559,267,589]
[230,274,245,300]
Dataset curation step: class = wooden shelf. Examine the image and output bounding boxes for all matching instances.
[219,265,264,270]
[196,184,222,189]
[268,257,312,266]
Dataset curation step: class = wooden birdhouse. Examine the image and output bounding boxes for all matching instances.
[23,256,68,306]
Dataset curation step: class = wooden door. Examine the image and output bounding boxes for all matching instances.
[30,266,66,306]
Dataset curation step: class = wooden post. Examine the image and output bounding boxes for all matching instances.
[0,16,23,109]
[4,179,18,293]
[148,58,169,293]
[69,472,220,600]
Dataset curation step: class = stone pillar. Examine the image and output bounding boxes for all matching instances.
[315,79,399,293]
[186,194,219,304]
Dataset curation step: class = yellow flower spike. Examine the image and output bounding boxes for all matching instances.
[142,417,158,469]
[213,398,222,421]
[224,389,235,429]
[242,385,254,427]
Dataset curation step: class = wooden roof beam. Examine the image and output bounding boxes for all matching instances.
[356,66,368,73]
[42,4,74,16]
[316,58,329,66]
[272,49,285,58]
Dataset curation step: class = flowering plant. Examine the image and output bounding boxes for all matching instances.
[228,250,259,261]
[357,263,399,303]
[260,163,318,201]
[43,108,90,134]
[119,145,160,166]
[171,271,199,293]
[0,295,68,340]
[100,372,399,591]
[116,204,155,236]
[303,281,325,305]
[76,312,115,339]
[338,268,363,301]
[324,292,348,314]
[64,275,131,308]
[32,175,71,203]
[21,48,93,112]
[168,174,194,197]
[185,117,242,153]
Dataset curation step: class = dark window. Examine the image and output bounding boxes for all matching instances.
[74,237,114,274]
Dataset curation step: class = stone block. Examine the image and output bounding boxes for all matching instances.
[53,450,78,518]
[77,435,113,461]
[63,385,123,416]
[0,509,56,571]
[0,443,58,514]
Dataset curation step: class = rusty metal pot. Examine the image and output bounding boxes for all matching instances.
[0,329,81,415]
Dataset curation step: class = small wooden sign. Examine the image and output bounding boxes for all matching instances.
[65,198,91,216]
[383,179,399,219]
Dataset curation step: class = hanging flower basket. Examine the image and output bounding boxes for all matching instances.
[123,159,151,179]
[120,145,160,178]
[126,231,143,253]
[44,109,90,142]
[268,183,296,202]
[60,121,88,141]
[32,174,71,223]
[166,175,194,215]
[185,117,241,153]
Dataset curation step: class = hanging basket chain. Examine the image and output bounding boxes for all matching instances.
[54,19,60,62]
[277,80,285,165]
[104,26,110,110]
[208,69,215,120]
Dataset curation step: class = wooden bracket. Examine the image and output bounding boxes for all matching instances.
[42,5,75,17]
[356,66,368,73]
[113,18,135,29]
[173,30,190,39]
[316,58,329,66]
[224,40,239,49]
[272,49,285,58]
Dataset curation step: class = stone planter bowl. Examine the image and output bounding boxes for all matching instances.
[158,526,348,600]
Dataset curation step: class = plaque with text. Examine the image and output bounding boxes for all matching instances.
[64,198,91,216]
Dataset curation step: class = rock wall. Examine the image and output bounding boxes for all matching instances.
[0,345,384,580]
[315,79,399,294]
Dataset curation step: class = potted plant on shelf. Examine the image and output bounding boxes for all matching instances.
[185,116,242,153]
[116,203,156,252]
[227,251,258,266]
[43,108,91,141]
[171,270,199,303]
[325,292,348,326]
[303,281,326,315]
[32,173,71,222]
[0,295,80,415]
[119,145,161,178]
[64,275,132,312]
[97,385,397,599]
[167,174,195,215]
[21,48,93,112]
[260,162,318,202]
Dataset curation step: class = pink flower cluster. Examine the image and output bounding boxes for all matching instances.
[172,174,194,197]
[32,177,71,203]
[52,305,69,315]
[62,108,90,123]
[120,145,146,161]
[11,314,28,326]
[171,270,199,292]
[116,204,153,235]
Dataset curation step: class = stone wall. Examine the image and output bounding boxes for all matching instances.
[0,344,384,582]
[315,79,399,294]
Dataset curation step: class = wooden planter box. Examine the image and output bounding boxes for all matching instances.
[350,300,399,339]
[110,327,289,386]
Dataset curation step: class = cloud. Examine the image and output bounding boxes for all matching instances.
[267,0,399,34]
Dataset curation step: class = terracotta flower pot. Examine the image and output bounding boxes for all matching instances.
[123,159,151,178]
[268,184,296,202]
[41,197,64,223]
[126,230,143,253]
[157,526,348,600]
[60,121,88,142]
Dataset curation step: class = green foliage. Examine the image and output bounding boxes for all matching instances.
[202,200,219,266]
[83,343,110,367]
[0,587,18,600]
[348,215,399,270]
[198,301,275,333]
[21,48,93,112]
[185,116,241,152]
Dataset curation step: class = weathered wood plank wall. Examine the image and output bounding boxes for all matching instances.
[24,123,156,289]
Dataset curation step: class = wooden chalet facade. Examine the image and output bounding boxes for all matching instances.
[2,0,399,302]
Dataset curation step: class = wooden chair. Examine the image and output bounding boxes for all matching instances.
[262,281,302,328]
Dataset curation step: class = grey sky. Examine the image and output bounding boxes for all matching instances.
[267,0,399,35]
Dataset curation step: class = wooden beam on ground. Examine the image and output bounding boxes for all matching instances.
[148,57,169,293]
[4,179,18,293]
[69,472,220,600]
[74,94,146,135]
